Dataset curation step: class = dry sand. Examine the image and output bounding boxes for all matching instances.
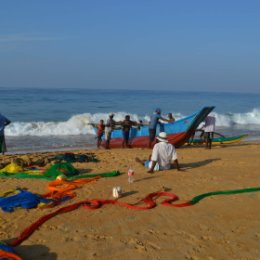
[1,142,260,260]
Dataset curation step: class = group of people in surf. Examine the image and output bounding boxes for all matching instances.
[93,113,143,149]
[93,108,175,150]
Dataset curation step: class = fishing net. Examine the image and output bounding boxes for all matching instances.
[49,152,98,163]
[0,162,120,180]
[0,189,52,212]
[0,163,24,173]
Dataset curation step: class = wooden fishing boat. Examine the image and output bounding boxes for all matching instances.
[187,133,248,145]
[100,106,215,148]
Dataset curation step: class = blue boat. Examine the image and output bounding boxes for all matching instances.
[100,106,215,148]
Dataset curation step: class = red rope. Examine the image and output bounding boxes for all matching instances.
[9,191,191,247]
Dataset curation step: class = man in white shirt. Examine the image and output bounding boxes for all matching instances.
[204,114,216,149]
[148,132,181,173]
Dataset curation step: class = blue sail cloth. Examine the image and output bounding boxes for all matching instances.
[0,189,52,212]
[0,243,16,253]
[0,243,17,260]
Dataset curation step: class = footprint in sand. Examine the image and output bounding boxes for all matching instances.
[83,186,95,197]
[185,255,200,260]
[84,233,112,241]
[146,241,161,250]
[125,237,147,252]
[145,229,161,238]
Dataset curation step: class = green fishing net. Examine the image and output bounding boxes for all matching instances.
[0,162,120,180]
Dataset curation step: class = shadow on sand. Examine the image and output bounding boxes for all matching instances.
[134,175,160,183]
[5,243,58,260]
[120,190,138,198]
[181,158,221,169]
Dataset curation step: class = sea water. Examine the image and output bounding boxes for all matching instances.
[0,87,260,153]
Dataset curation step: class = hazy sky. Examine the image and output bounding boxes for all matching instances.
[0,1,260,93]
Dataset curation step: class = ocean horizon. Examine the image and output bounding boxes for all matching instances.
[1,87,260,153]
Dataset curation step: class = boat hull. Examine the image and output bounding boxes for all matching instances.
[99,106,215,149]
[188,134,248,145]
[105,132,189,149]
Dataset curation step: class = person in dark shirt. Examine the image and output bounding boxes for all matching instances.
[167,113,175,123]
[148,108,170,148]
[121,115,139,148]
[105,113,118,149]
[0,113,11,155]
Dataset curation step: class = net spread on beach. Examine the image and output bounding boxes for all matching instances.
[0,173,122,212]
[0,162,120,180]
[1,186,259,255]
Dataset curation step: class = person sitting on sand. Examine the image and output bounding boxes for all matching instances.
[135,155,160,171]
[136,132,182,173]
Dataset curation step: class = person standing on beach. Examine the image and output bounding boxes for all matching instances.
[148,108,170,148]
[120,115,140,148]
[204,114,216,149]
[0,113,11,155]
[91,119,105,148]
[105,113,118,149]
[159,112,176,132]
[167,113,175,123]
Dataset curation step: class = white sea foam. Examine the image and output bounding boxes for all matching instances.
[4,109,260,137]
[213,108,260,127]
[5,112,141,136]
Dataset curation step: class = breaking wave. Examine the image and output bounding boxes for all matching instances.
[5,109,260,137]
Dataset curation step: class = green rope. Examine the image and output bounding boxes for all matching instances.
[0,170,120,180]
[190,187,260,205]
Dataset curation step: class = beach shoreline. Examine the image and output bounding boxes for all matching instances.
[2,88,260,155]
[2,138,259,156]
[1,141,260,260]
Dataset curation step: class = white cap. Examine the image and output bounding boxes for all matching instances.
[156,132,168,142]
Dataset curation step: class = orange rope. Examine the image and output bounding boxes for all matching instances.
[0,249,22,260]
[42,177,100,200]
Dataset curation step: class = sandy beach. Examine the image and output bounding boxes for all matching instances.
[1,142,260,260]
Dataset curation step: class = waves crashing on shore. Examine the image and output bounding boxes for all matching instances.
[4,109,260,137]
